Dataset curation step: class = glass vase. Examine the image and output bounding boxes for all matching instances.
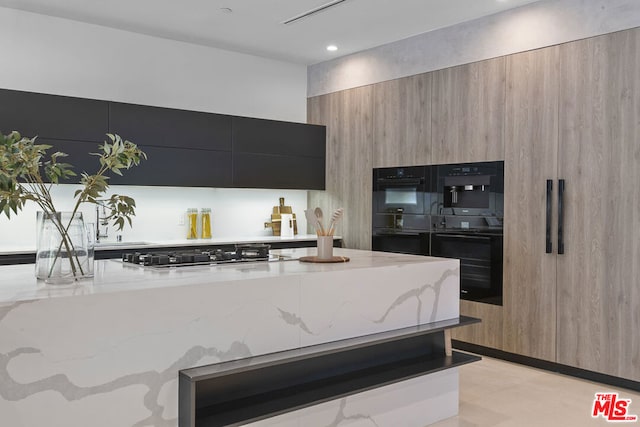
[35,212,94,284]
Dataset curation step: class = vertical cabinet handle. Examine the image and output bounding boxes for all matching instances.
[546,180,552,253]
[558,179,565,255]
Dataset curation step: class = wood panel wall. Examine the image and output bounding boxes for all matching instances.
[450,301,504,350]
[557,30,640,381]
[372,73,432,168]
[307,27,640,381]
[502,47,560,362]
[307,86,373,250]
[431,57,506,164]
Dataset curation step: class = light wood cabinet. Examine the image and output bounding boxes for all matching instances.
[308,86,374,250]
[557,30,640,380]
[431,57,506,164]
[502,47,560,361]
[307,27,640,383]
[451,300,504,350]
[457,30,640,379]
[372,73,431,167]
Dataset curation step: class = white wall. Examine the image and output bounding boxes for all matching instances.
[308,0,640,96]
[0,7,307,122]
[0,7,310,250]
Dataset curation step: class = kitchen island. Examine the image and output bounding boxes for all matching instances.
[0,248,467,427]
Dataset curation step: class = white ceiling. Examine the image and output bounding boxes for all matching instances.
[0,0,542,65]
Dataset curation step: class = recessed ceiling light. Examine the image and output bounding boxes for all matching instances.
[326,45,338,52]
[220,7,233,13]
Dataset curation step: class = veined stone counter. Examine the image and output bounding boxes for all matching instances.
[0,248,461,427]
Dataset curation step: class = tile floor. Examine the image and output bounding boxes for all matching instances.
[430,355,640,427]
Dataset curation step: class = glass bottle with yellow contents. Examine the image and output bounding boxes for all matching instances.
[200,208,212,239]
[186,208,198,239]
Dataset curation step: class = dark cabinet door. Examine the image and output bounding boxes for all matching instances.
[0,89,108,142]
[32,140,233,188]
[232,117,326,158]
[232,152,325,190]
[232,117,326,189]
[108,146,232,187]
[35,139,102,183]
[109,102,232,151]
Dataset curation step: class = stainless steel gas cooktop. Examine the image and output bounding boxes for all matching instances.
[120,244,291,268]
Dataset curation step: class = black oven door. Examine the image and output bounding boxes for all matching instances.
[372,232,429,256]
[375,178,426,215]
[374,166,428,215]
[430,232,503,305]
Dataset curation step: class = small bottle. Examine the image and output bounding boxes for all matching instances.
[187,208,198,239]
[201,208,212,239]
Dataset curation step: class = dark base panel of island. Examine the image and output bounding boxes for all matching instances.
[179,316,480,427]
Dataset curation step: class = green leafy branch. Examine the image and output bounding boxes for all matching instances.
[0,131,146,278]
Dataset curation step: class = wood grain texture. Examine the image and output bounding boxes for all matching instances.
[372,73,431,167]
[557,28,640,381]
[306,30,640,382]
[431,57,506,164]
[502,46,560,361]
[307,86,374,250]
[451,300,503,350]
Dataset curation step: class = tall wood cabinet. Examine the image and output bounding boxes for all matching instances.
[502,47,560,362]
[372,73,431,168]
[432,57,508,348]
[307,86,373,250]
[431,57,506,164]
[557,30,640,380]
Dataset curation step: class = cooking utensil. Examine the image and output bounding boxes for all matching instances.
[314,207,325,235]
[328,208,344,236]
[305,209,320,235]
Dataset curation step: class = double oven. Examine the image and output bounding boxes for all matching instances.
[372,161,504,305]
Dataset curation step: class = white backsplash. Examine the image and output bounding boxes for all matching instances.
[0,185,308,250]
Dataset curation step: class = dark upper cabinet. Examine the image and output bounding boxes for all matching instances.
[231,117,326,189]
[108,146,232,187]
[36,138,102,183]
[0,89,108,142]
[2,88,325,189]
[233,153,325,190]
[34,140,233,188]
[109,102,232,151]
[232,117,326,158]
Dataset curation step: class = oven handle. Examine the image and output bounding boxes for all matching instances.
[376,178,424,185]
[558,179,565,255]
[546,179,552,254]
[374,232,427,237]
[433,234,492,241]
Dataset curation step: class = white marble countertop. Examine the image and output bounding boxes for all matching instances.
[0,234,341,255]
[0,246,460,427]
[0,248,452,304]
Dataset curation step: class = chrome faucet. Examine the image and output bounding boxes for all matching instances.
[96,202,109,242]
